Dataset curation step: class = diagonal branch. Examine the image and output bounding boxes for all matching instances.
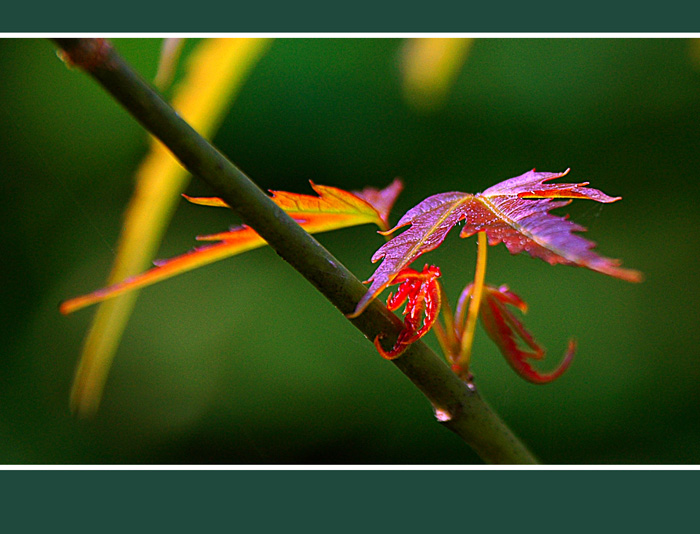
[52,38,537,464]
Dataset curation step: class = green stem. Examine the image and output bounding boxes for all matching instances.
[52,38,538,464]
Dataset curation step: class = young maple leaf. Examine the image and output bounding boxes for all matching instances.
[374,264,442,360]
[352,169,642,316]
[60,180,402,315]
[188,179,403,238]
[476,283,576,384]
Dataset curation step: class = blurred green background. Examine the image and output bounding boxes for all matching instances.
[1,38,698,464]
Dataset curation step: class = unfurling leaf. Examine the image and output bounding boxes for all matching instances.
[374,265,441,360]
[353,169,642,316]
[477,284,575,384]
[60,180,402,315]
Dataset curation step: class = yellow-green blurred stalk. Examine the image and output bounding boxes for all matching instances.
[401,38,473,112]
[71,38,272,417]
[690,39,700,69]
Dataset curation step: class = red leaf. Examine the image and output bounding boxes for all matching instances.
[479,284,575,384]
[374,264,441,359]
[352,169,641,316]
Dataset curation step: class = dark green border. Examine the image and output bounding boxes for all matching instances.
[1,1,698,32]
[1,470,696,529]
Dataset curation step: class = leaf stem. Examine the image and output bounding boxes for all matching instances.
[456,231,488,375]
[52,38,538,464]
